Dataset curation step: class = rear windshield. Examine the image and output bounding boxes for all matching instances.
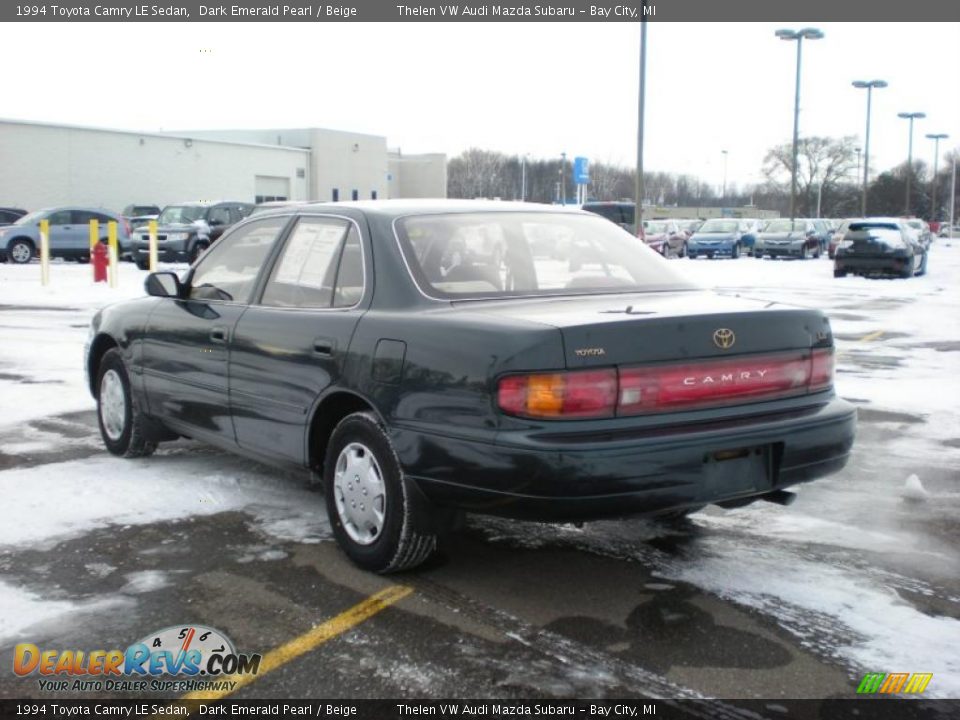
[395,212,697,300]
[849,222,899,231]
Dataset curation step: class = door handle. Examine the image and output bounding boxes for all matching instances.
[313,337,335,357]
[210,326,228,343]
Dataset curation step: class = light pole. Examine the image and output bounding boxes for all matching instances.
[776,28,823,223]
[855,147,862,183]
[635,15,647,236]
[926,133,949,222]
[721,149,728,201]
[898,112,925,215]
[520,153,529,202]
[852,79,888,216]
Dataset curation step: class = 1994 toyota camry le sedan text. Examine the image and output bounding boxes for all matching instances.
[85,201,857,572]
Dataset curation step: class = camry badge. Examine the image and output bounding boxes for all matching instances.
[713,328,735,350]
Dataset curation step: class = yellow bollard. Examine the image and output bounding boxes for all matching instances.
[108,221,119,288]
[89,218,99,280]
[148,219,158,272]
[39,219,50,286]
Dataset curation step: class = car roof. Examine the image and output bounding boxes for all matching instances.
[296,199,588,219]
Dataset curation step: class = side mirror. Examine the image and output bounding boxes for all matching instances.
[145,271,182,298]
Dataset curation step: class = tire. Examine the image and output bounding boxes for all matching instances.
[135,256,150,270]
[687,253,697,260]
[833,268,847,278]
[917,252,928,276]
[731,243,741,259]
[96,349,157,458]
[324,412,438,573]
[7,238,34,264]
[189,241,209,264]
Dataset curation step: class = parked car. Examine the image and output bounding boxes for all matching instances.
[85,200,855,573]
[0,207,27,226]
[938,224,960,239]
[807,219,834,253]
[902,218,933,249]
[834,218,928,278]
[132,201,254,268]
[686,218,747,258]
[677,219,703,238]
[754,219,822,259]
[582,201,636,234]
[0,206,132,264]
[641,219,687,257]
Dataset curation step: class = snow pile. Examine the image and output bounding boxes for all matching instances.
[901,474,930,502]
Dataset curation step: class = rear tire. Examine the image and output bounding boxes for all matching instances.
[96,349,157,458]
[833,268,847,278]
[324,412,438,573]
[7,239,34,264]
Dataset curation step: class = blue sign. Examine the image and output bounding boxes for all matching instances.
[573,157,590,185]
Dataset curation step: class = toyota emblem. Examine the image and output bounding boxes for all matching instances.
[713,328,735,349]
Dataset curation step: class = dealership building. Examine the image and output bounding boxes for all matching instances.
[0,119,447,212]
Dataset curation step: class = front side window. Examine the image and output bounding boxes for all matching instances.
[260,218,364,309]
[396,212,696,300]
[188,218,286,303]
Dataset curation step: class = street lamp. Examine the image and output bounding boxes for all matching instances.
[852,79,888,216]
[775,27,823,223]
[520,153,529,202]
[897,112,925,215]
[926,133,949,222]
[855,147,862,183]
[721,149,728,200]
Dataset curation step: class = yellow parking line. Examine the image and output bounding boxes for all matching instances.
[182,584,413,702]
[859,330,885,342]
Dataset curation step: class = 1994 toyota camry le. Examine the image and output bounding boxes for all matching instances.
[86,201,856,572]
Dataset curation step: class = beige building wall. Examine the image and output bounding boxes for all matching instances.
[309,129,388,202]
[388,152,447,199]
[0,120,309,212]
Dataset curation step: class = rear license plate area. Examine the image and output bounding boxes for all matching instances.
[701,445,772,500]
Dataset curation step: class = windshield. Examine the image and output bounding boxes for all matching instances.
[644,221,668,233]
[395,212,697,299]
[697,220,738,233]
[13,209,51,226]
[157,205,208,225]
[763,219,805,233]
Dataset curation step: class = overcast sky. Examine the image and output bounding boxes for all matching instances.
[2,21,958,192]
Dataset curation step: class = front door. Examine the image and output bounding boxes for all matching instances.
[229,215,367,462]
[140,216,289,444]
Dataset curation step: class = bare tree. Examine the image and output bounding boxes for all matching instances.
[762,136,859,216]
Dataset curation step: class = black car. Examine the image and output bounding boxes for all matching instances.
[834,219,928,278]
[85,201,856,573]
[582,201,636,234]
[0,207,27,226]
[132,201,254,268]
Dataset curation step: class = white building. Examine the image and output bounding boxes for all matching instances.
[0,119,447,212]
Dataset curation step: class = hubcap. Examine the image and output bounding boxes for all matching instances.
[99,369,126,441]
[10,243,31,263]
[333,442,387,545]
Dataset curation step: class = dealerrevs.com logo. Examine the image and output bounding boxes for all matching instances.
[14,625,261,693]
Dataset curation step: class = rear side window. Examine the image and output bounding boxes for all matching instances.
[189,218,286,303]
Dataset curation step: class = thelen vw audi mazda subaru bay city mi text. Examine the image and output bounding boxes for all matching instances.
[86,201,856,573]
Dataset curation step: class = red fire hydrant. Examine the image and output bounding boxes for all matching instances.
[92,241,109,283]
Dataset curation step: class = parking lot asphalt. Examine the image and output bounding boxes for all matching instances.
[1,246,959,705]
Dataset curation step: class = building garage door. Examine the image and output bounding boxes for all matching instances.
[255,175,291,203]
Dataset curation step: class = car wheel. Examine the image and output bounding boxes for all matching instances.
[833,268,847,278]
[135,256,150,270]
[189,241,209,263]
[707,252,714,260]
[7,239,34,264]
[731,243,741,259]
[917,252,928,276]
[687,253,697,260]
[324,411,438,573]
[96,349,157,458]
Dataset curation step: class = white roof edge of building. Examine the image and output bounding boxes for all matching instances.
[0,117,311,154]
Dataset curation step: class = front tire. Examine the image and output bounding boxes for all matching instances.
[7,239,34,264]
[324,412,438,573]
[731,243,741,259]
[96,349,157,458]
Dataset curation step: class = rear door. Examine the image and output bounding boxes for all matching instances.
[229,214,368,462]
[141,216,289,444]
[46,209,84,255]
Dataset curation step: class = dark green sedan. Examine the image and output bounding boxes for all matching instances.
[85,201,856,572]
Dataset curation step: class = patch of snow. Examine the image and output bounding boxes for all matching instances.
[901,473,929,502]
[0,582,75,640]
[121,570,169,594]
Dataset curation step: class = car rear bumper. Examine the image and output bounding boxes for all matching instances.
[396,396,857,520]
[835,256,909,274]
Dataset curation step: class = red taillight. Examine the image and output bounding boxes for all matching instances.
[497,369,617,419]
[497,350,834,420]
